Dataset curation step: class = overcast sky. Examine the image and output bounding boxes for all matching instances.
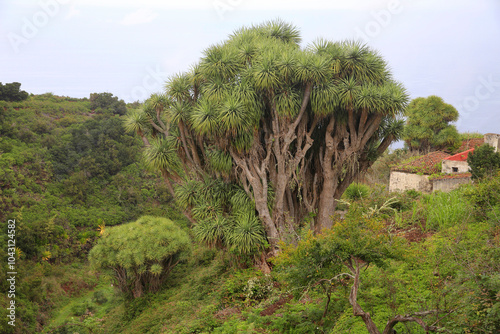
[1,0,499,134]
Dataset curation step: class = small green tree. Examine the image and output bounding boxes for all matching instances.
[274,218,450,333]
[463,175,500,224]
[403,95,460,152]
[88,216,190,298]
[0,82,29,102]
[89,92,127,115]
[467,144,500,180]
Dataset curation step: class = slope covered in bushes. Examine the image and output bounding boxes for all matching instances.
[1,94,499,333]
[0,94,183,333]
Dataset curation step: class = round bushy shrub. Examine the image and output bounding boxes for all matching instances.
[344,183,370,201]
[89,216,191,298]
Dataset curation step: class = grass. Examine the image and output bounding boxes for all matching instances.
[82,248,233,334]
[425,189,472,231]
[42,267,117,334]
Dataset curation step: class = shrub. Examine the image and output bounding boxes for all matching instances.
[70,300,95,316]
[88,216,191,298]
[468,144,500,180]
[92,291,108,305]
[343,182,370,201]
[463,176,500,224]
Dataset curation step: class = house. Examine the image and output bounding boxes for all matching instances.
[389,151,452,193]
[389,133,499,193]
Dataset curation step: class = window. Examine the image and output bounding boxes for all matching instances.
[452,167,458,173]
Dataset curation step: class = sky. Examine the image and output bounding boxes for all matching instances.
[1,0,499,135]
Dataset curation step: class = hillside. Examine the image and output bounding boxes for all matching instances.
[0,95,499,334]
[0,94,184,333]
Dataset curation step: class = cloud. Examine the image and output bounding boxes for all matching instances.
[119,8,158,25]
[72,0,403,10]
[64,5,81,20]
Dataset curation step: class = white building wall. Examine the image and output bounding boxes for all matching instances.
[432,177,471,192]
[442,160,470,174]
[389,171,432,193]
[484,133,500,153]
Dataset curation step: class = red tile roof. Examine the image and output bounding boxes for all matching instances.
[456,138,484,153]
[444,148,475,162]
[392,151,451,175]
[431,173,472,180]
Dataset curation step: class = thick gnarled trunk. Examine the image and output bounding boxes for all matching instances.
[314,113,386,231]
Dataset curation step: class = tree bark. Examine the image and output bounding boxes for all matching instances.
[347,258,381,334]
[315,117,338,232]
[316,171,337,233]
[230,147,281,253]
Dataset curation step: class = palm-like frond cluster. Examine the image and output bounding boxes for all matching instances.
[143,137,180,175]
[125,19,409,254]
[176,178,266,256]
[89,216,191,297]
[123,108,150,135]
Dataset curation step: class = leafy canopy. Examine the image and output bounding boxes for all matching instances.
[90,92,127,115]
[467,144,500,180]
[0,82,29,102]
[403,95,460,152]
[125,19,408,248]
[88,216,191,297]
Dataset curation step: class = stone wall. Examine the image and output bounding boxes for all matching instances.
[432,177,471,192]
[442,160,470,174]
[484,133,500,152]
[389,171,432,193]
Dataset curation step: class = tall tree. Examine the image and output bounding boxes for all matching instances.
[125,20,408,251]
[403,95,460,152]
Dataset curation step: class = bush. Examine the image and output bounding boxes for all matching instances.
[91,291,108,305]
[71,300,95,316]
[88,216,191,298]
[463,176,500,224]
[344,182,370,201]
[0,82,29,102]
[468,144,500,180]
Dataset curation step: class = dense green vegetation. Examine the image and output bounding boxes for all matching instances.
[36,177,500,334]
[0,82,29,102]
[468,144,500,180]
[1,92,499,333]
[1,21,499,332]
[403,95,460,153]
[89,92,127,116]
[126,20,408,249]
[0,94,181,333]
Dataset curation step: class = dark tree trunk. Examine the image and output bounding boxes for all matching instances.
[316,171,337,233]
